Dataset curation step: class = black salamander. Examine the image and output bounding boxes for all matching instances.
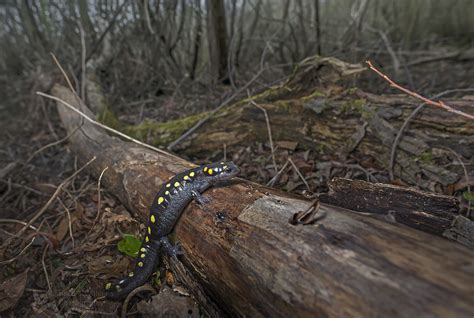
[105,162,240,300]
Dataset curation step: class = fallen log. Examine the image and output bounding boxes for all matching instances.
[109,57,473,190]
[50,84,474,317]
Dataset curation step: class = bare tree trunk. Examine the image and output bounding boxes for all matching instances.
[314,0,322,55]
[189,0,202,80]
[234,0,247,68]
[206,0,229,83]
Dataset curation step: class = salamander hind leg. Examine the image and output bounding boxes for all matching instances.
[159,236,184,257]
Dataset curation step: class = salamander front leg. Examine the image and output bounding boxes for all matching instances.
[191,189,210,205]
[159,236,184,257]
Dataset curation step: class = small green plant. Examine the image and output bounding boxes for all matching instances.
[117,234,141,257]
[462,191,474,203]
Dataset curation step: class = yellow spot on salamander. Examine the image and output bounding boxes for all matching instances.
[141,253,146,258]
[147,227,151,234]
[129,272,134,277]
[166,183,171,188]
[165,190,170,195]
[208,168,213,175]
[150,215,156,223]
[105,282,111,290]
[184,175,189,180]
[140,247,146,252]
[190,172,195,177]
[174,181,180,187]
[145,236,149,242]
[158,197,164,204]
[223,165,228,170]
[138,262,144,267]
[203,167,208,172]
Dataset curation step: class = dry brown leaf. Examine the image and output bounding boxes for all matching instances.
[0,270,28,312]
[55,212,78,241]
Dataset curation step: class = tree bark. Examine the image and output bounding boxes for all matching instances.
[319,178,472,244]
[50,84,474,317]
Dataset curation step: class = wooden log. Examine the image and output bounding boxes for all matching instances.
[51,84,474,317]
[116,57,472,189]
[319,178,460,237]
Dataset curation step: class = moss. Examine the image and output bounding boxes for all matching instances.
[301,90,326,102]
[97,107,121,130]
[417,150,433,163]
[352,98,367,109]
[124,112,207,146]
[346,87,359,94]
[338,98,367,115]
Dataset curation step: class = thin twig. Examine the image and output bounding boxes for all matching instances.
[57,198,75,249]
[0,236,36,265]
[50,53,77,96]
[41,244,52,292]
[0,179,47,196]
[247,91,277,173]
[79,22,87,100]
[389,88,474,180]
[366,60,474,120]
[0,219,38,231]
[267,159,290,187]
[289,158,310,192]
[26,125,81,164]
[89,166,108,235]
[36,92,182,160]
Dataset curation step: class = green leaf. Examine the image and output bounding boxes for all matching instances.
[462,191,474,203]
[117,234,141,257]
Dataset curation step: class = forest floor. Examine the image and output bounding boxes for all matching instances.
[0,55,473,316]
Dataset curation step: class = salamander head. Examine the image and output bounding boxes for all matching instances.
[200,161,240,184]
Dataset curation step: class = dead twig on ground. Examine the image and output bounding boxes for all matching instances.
[289,158,310,192]
[267,159,290,187]
[366,60,474,120]
[79,23,87,100]
[26,125,81,164]
[41,244,52,292]
[0,179,47,197]
[57,197,75,249]
[88,166,108,236]
[247,91,277,173]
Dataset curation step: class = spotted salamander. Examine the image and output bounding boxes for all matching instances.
[105,162,240,300]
